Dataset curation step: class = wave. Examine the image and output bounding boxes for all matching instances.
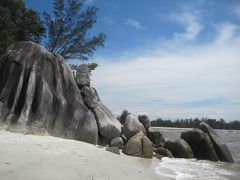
[155,157,239,180]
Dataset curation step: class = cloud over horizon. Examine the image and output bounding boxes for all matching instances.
[91,19,240,121]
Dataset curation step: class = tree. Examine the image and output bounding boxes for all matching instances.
[44,0,106,60]
[117,110,130,124]
[0,0,45,55]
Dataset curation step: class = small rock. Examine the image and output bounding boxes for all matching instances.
[110,137,124,149]
[154,147,174,158]
[106,147,120,155]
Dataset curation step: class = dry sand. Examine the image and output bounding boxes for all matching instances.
[0,130,164,180]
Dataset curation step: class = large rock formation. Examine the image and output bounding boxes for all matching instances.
[180,128,219,161]
[0,41,121,144]
[199,122,234,163]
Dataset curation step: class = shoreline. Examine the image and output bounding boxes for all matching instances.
[0,130,163,180]
[1,129,239,180]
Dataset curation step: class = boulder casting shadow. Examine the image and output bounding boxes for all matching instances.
[0,41,121,144]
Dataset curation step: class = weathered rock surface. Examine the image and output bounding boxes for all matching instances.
[94,103,121,141]
[0,41,121,145]
[199,122,234,163]
[154,147,174,158]
[75,111,98,145]
[76,64,90,87]
[147,128,165,147]
[164,139,194,159]
[123,132,153,158]
[122,115,146,140]
[142,136,154,158]
[180,128,219,161]
[138,115,151,129]
[110,137,124,149]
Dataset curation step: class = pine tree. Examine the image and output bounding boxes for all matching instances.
[44,0,106,60]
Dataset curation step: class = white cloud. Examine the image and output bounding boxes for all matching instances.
[171,12,203,41]
[214,23,239,44]
[91,24,240,120]
[125,18,145,30]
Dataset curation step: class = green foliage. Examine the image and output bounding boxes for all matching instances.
[69,63,98,72]
[87,63,98,71]
[0,0,45,55]
[117,110,131,124]
[151,117,240,130]
[44,0,106,60]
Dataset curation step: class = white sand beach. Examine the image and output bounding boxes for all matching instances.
[0,130,163,180]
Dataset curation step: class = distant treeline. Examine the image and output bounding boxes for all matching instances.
[151,118,240,130]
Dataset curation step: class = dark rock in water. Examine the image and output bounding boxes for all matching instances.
[147,128,165,147]
[199,122,234,163]
[138,115,151,129]
[181,128,219,161]
[110,137,124,149]
[164,139,194,159]
[106,147,120,155]
[154,147,174,158]
[122,115,146,140]
[0,41,121,145]
[123,132,153,158]
[76,64,90,87]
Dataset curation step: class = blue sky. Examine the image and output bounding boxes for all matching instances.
[25,0,240,120]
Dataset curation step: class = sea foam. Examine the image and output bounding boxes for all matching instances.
[155,157,236,180]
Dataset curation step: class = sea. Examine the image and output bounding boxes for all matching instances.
[154,127,240,180]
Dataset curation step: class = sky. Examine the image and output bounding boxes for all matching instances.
[25,0,240,121]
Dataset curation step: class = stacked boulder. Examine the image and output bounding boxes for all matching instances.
[121,115,153,158]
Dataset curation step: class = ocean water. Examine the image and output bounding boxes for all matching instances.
[153,127,240,180]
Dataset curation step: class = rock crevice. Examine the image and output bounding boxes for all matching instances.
[0,41,121,144]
